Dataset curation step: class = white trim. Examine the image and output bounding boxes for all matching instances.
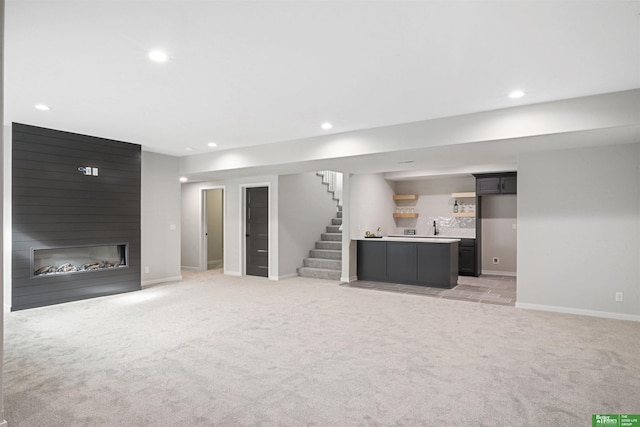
[181,265,200,271]
[341,275,358,283]
[277,273,298,280]
[224,270,241,276]
[516,302,640,322]
[481,270,517,277]
[141,275,183,288]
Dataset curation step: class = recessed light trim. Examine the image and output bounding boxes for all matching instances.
[321,122,333,130]
[179,177,188,183]
[207,142,217,148]
[34,104,51,111]
[185,147,194,152]
[509,90,526,99]
[148,49,169,63]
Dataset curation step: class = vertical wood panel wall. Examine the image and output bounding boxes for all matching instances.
[12,123,141,310]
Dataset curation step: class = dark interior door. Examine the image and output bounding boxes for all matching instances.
[246,186,269,277]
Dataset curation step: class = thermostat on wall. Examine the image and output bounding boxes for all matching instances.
[78,166,99,176]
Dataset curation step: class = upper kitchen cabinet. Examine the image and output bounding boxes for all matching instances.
[474,172,517,195]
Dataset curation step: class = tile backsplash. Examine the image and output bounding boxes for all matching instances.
[395,216,476,238]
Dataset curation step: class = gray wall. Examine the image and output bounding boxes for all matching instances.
[517,142,640,319]
[181,182,202,270]
[278,172,339,278]
[181,175,279,277]
[349,173,397,239]
[481,195,517,275]
[141,151,181,285]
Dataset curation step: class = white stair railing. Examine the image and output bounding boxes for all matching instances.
[317,170,343,207]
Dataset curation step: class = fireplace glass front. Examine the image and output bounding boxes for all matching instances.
[32,244,128,277]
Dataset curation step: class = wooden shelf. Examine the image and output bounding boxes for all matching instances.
[393,194,418,201]
[451,192,476,198]
[452,212,476,218]
[393,213,419,218]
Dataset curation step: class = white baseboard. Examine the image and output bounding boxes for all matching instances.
[207,259,223,269]
[516,302,640,322]
[141,275,183,288]
[181,266,200,271]
[224,270,241,276]
[277,273,298,280]
[341,275,358,283]
[481,270,517,277]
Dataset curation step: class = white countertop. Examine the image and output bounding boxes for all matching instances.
[354,236,460,243]
[388,234,474,240]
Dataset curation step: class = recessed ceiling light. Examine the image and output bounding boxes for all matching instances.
[321,122,333,130]
[179,177,188,183]
[34,104,50,111]
[509,90,526,99]
[148,49,168,63]
[185,147,194,152]
[207,142,217,147]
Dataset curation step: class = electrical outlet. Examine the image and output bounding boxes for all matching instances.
[615,292,623,302]
[492,257,499,264]
[144,267,149,274]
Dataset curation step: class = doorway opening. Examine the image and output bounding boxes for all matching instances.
[479,194,517,277]
[203,188,224,271]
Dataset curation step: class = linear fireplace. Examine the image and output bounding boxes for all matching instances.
[32,244,128,277]
[13,123,141,311]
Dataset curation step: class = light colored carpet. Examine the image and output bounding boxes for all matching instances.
[4,270,639,426]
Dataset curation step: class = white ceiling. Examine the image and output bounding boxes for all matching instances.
[5,0,640,176]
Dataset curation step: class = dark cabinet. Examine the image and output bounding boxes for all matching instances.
[476,177,501,194]
[475,173,517,195]
[417,242,458,287]
[357,240,386,281]
[357,240,458,288]
[458,239,476,276]
[387,242,417,282]
[501,176,517,194]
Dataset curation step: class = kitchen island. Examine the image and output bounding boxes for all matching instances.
[355,237,459,288]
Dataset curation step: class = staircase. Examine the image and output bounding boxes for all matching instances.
[297,206,343,281]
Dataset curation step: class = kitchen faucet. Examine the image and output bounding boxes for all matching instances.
[433,220,439,235]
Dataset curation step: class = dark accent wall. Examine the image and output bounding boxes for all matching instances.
[12,123,141,311]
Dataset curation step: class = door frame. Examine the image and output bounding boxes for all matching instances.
[240,182,271,277]
[200,186,226,272]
